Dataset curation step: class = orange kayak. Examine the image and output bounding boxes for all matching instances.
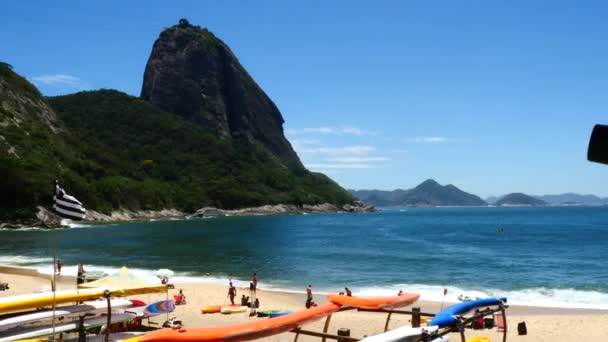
[326,292,419,310]
[139,303,341,342]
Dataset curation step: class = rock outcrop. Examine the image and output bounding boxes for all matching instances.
[141,19,302,169]
[188,202,376,218]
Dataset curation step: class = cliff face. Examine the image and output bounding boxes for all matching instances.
[141,20,302,169]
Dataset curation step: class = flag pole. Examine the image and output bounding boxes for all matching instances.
[51,180,58,341]
[49,179,86,341]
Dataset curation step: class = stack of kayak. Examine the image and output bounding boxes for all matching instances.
[135,292,423,342]
[0,289,176,342]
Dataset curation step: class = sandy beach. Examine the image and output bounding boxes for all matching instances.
[1,266,607,342]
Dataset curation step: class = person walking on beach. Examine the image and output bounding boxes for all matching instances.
[306,284,313,300]
[345,287,352,296]
[56,259,63,275]
[252,272,258,292]
[228,283,237,305]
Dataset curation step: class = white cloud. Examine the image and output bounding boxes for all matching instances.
[408,137,448,143]
[312,170,344,174]
[298,145,376,155]
[31,74,90,90]
[330,156,389,163]
[387,149,409,154]
[306,163,381,169]
[287,126,375,136]
[289,138,321,146]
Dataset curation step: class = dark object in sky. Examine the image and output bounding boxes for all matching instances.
[588,124,608,165]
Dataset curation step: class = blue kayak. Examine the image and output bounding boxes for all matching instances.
[430,297,507,328]
[268,310,293,318]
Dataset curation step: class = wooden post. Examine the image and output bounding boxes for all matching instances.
[78,315,86,342]
[321,314,333,342]
[383,311,392,332]
[501,306,508,342]
[104,290,111,342]
[411,307,421,328]
[337,328,350,342]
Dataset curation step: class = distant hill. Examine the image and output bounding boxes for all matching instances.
[350,179,487,207]
[0,20,357,224]
[495,193,546,206]
[534,193,608,206]
[485,196,500,204]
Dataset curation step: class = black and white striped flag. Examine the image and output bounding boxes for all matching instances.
[52,181,86,221]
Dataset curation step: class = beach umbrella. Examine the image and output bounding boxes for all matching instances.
[156,269,174,280]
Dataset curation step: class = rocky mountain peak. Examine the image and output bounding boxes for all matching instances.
[141,19,303,169]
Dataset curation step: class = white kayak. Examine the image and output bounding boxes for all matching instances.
[0,299,133,331]
[64,331,147,342]
[360,326,443,342]
[0,313,135,342]
[220,306,248,314]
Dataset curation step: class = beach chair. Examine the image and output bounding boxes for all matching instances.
[495,312,505,332]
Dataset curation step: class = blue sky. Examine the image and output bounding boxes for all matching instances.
[2,0,607,197]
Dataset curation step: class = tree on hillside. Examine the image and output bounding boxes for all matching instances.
[0,62,13,70]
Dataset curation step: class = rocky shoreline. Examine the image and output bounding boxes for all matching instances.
[0,202,377,229]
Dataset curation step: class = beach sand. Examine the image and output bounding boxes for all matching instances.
[1,267,607,342]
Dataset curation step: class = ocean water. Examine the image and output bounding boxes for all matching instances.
[1,207,607,309]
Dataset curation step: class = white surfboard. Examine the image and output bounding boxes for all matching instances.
[0,313,135,342]
[0,299,133,331]
[220,305,248,314]
[360,325,440,342]
[64,331,146,342]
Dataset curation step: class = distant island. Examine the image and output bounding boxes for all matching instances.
[487,193,608,206]
[494,193,546,207]
[352,181,607,208]
[0,19,367,226]
[533,193,608,206]
[350,179,487,207]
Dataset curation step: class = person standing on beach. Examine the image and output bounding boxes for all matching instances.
[228,283,236,305]
[252,272,258,292]
[56,259,63,275]
[306,284,313,300]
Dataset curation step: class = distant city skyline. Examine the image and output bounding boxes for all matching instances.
[3,1,607,197]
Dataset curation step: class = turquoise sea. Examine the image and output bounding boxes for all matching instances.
[1,207,607,309]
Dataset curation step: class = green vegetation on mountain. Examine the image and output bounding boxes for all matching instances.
[350,179,487,207]
[0,29,355,224]
[495,193,546,206]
